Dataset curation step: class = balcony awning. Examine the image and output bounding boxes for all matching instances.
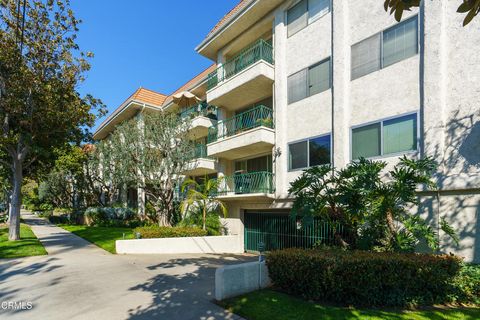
[172,91,201,108]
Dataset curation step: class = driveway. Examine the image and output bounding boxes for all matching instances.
[0,213,255,320]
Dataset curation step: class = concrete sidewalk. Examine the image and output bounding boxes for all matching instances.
[0,212,253,320]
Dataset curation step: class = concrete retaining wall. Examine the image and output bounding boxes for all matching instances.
[215,261,271,301]
[116,235,244,254]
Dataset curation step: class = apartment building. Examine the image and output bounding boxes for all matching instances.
[95,0,480,262]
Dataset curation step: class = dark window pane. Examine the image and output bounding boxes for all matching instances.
[289,141,308,170]
[309,59,331,96]
[309,135,331,166]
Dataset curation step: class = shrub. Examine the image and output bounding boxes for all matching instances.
[266,248,462,307]
[84,207,139,227]
[450,263,480,304]
[133,226,208,239]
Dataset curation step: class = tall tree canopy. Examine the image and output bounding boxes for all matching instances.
[0,0,104,240]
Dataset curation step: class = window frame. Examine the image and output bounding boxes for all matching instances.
[350,112,419,161]
[288,56,332,105]
[350,15,419,81]
[288,133,332,171]
[286,0,331,38]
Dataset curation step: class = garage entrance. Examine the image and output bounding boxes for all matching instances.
[244,211,346,252]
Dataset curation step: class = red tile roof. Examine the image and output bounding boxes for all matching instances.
[128,87,167,107]
[162,64,217,106]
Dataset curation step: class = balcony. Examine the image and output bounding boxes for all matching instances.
[206,39,274,111]
[207,105,275,160]
[214,171,275,200]
[183,144,217,176]
[180,103,218,139]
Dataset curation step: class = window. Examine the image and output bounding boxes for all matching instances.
[383,17,418,67]
[351,113,417,159]
[383,114,417,154]
[351,34,381,80]
[289,141,308,170]
[351,16,418,80]
[287,0,308,37]
[309,135,331,166]
[288,58,331,104]
[289,134,331,170]
[288,69,308,104]
[352,123,381,159]
[308,0,330,23]
[287,0,330,37]
[308,59,331,96]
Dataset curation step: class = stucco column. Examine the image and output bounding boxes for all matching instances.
[273,5,288,198]
[331,0,351,169]
[136,113,146,217]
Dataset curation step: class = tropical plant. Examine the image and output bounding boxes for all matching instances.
[180,177,227,233]
[289,156,458,252]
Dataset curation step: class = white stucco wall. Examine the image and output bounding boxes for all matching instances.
[206,0,480,261]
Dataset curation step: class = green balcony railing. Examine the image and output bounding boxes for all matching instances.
[186,143,211,161]
[180,103,218,120]
[207,105,274,143]
[214,171,274,196]
[207,39,274,90]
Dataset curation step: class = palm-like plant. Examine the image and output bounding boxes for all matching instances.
[180,177,227,231]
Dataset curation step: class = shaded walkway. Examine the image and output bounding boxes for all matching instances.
[0,212,253,320]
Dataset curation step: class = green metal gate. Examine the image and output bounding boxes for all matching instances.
[244,211,346,252]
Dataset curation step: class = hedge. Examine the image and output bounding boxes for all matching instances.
[133,226,208,239]
[266,248,462,307]
[84,207,136,227]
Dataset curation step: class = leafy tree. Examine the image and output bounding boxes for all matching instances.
[180,177,227,233]
[384,0,479,26]
[0,0,104,240]
[96,112,194,226]
[289,156,458,252]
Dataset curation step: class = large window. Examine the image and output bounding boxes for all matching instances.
[287,0,330,37]
[351,16,418,80]
[289,134,331,170]
[351,113,417,159]
[288,58,331,104]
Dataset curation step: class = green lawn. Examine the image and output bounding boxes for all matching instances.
[220,289,480,320]
[0,224,47,258]
[59,225,133,253]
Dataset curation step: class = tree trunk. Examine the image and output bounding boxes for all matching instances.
[8,157,23,241]
[202,206,206,231]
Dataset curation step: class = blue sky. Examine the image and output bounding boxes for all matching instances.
[71,0,238,130]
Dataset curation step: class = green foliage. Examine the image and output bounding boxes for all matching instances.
[289,156,458,253]
[84,207,138,227]
[383,0,479,26]
[133,225,208,239]
[180,177,227,232]
[0,0,104,239]
[450,263,480,304]
[266,248,462,307]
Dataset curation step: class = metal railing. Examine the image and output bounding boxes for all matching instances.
[180,103,218,120]
[186,143,211,161]
[207,39,274,90]
[207,105,274,143]
[213,171,274,196]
